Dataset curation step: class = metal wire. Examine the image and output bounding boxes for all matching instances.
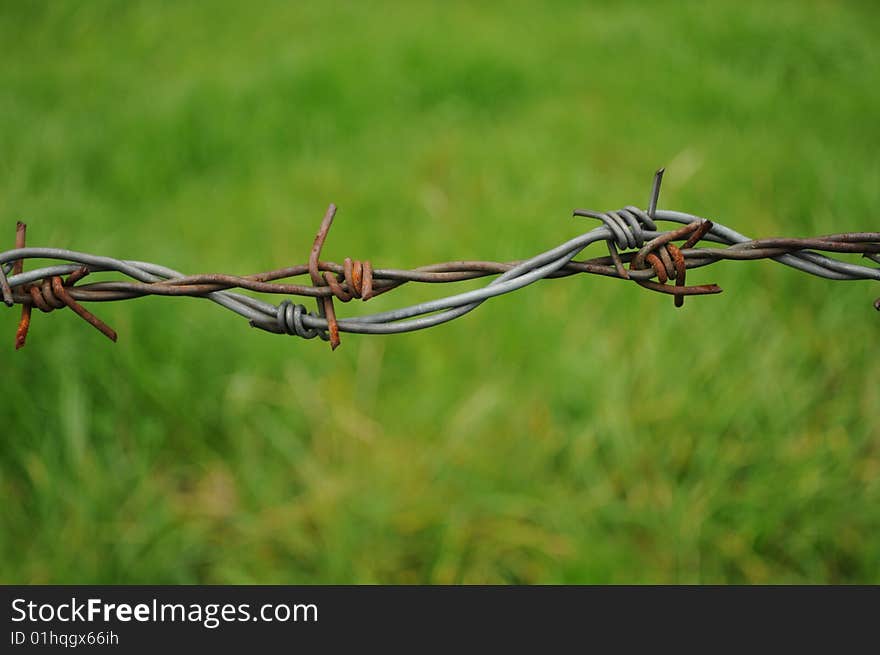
[2,169,878,350]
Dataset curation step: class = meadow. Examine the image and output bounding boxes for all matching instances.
[0,1,878,583]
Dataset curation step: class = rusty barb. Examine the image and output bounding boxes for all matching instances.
[8,222,117,349]
[1,169,878,351]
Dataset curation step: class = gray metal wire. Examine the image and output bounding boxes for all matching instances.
[2,170,878,350]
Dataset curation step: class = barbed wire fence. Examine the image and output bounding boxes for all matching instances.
[2,169,878,351]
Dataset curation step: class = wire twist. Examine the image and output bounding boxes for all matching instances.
[276,300,328,341]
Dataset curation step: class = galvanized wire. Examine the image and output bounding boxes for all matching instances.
[2,170,878,350]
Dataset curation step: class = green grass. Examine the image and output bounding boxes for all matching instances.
[0,0,878,583]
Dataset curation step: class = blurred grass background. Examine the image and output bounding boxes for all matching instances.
[0,0,878,583]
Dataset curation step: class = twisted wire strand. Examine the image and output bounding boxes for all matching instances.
[1,170,878,350]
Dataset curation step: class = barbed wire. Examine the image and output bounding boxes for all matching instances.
[2,169,878,350]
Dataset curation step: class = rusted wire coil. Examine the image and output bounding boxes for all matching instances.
[8,223,117,349]
[1,169,878,351]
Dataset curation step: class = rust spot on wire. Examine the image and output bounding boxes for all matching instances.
[644,253,668,284]
[681,220,714,249]
[65,266,90,287]
[342,257,375,300]
[17,274,117,343]
[28,284,52,312]
[667,243,686,307]
[10,224,115,346]
[361,260,374,300]
[628,220,719,305]
[50,276,117,342]
[14,222,30,350]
